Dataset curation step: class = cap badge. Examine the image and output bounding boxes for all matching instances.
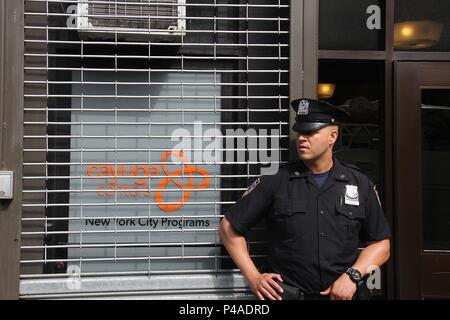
[297,99,309,115]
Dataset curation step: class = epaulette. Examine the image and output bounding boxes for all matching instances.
[278,160,307,177]
[341,162,365,174]
[342,161,376,187]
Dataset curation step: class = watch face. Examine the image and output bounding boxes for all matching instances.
[347,268,362,282]
[352,271,362,281]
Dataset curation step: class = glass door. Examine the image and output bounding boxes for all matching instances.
[396,62,450,299]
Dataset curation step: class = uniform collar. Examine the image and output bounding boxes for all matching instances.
[330,157,350,182]
[288,161,309,179]
[289,157,350,182]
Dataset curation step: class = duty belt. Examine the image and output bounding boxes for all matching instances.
[276,281,365,300]
[277,281,330,300]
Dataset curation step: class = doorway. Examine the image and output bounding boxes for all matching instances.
[396,62,450,299]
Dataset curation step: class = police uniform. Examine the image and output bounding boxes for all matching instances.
[224,98,391,297]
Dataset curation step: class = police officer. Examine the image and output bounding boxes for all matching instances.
[219,98,391,300]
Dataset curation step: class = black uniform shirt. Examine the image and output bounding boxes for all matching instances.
[225,157,391,294]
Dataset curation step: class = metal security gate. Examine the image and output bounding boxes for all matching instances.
[21,0,289,299]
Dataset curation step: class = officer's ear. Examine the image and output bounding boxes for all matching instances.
[328,125,339,145]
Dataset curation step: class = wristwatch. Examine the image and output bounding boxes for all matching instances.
[345,267,363,283]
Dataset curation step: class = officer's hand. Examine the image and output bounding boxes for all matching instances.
[319,273,357,300]
[248,272,284,300]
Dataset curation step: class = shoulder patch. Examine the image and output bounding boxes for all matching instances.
[242,177,261,198]
[373,184,382,208]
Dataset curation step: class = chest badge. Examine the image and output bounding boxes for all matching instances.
[345,185,359,206]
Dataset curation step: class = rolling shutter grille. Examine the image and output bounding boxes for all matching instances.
[22,0,290,295]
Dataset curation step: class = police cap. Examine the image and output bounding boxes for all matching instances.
[291,98,350,133]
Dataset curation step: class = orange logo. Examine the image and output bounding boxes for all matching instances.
[87,151,210,212]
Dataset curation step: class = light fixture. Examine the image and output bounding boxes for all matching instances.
[394,20,443,50]
[317,83,336,99]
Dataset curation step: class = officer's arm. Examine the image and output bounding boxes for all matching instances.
[351,239,390,277]
[218,217,260,283]
[219,174,284,300]
[219,217,284,300]
[353,180,392,276]
[322,239,390,300]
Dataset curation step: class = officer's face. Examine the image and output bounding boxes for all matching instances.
[296,126,339,161]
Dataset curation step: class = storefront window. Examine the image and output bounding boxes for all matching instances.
[319,60,384,186]
[320,0,385,51]
[66,71,222,272]
[395,0,450,51]
[22,0,289,280]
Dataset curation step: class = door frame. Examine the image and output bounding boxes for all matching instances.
[395,62,450,299]
[0,0,24,300]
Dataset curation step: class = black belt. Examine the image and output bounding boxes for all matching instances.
[297,292,330,301]
[277,281,330,300]
[278,282,364,300]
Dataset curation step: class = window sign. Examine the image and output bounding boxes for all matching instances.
[68,71,222,272]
